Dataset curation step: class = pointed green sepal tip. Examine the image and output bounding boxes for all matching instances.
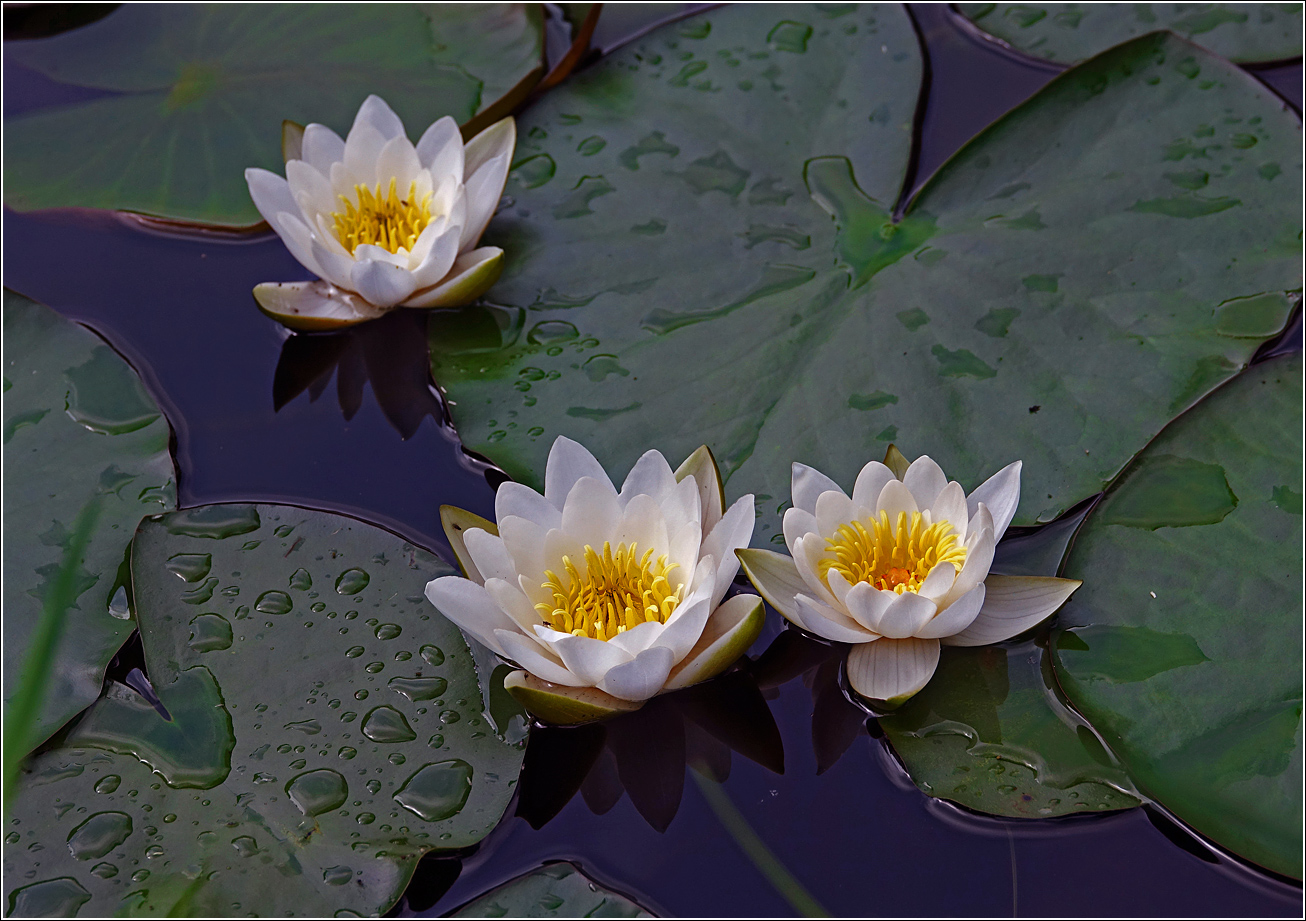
[439,505,498,583]
[282,120,305,163]
[883,443,911,480]
[503,670,643,725]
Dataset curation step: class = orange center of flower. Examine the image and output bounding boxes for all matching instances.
[536,541,683,641]
[819,511,967,595]
[332,178,433,255]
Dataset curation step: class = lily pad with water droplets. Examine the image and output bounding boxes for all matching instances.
[1054,353,1303,879]
[2,290,176,754]
[3,4,545,227]
[450,861,655,917]
[957,3,1304,65]
[429,15,1301,548]
[2,504,527,917]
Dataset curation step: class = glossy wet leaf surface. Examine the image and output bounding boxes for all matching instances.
[3,504,527,917]
[431,18,1301,546]
[2,291,176,752]
[4,4,544,226]
[880,642,1140,818]
[1055,354,1303,879]
[450,861,654,917]
[957,3,1304,65]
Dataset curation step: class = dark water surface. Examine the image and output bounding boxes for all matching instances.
[3,4,1301,917]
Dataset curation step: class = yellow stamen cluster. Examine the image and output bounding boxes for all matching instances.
[331,178,433,255]
[537,542,683,641]
[820,511,967,594]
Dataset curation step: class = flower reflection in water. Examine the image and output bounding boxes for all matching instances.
[515,665,783,833]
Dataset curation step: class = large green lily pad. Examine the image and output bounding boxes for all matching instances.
[451,862,654,917]
[1054,354,1303,879]
[957,3,1304,65]
[880,642,1141,818]
[430,14,1301,547]
[4,4,544,227]
[2,290,176,753]
[3,504,527,917]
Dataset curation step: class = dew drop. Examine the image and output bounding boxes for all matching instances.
[419,645,444,667]
[255,591,293,615]
[323,865,353,886]
[374,623,401,641]
[66,812,132,860]
[388,676,448,702]
[366,780,382,795]
[231,836,258,857]
[286,769,349,817]
[335,569,370,595]
[355,813,375,826]
[8,878,91,917]
[365,662,385,674]
[187,613,232,652]
[90,862,118,879]
[94,775,121,794]
[361,706,417,743]
[338,747,357,760]
[345,646,365,658]
[108,585,131,620]
[393,761,474,822]
[289,568,313,590]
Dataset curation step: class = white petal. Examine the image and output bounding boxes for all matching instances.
[650,590,714,661]
[596,645,676,701]
[252,281,387,331]
[605,620,664,657]
[663,593,765,691]
[916,560,957,602]
[792,534,841,610]
[902,455,949,510]
[560,476,622,548]
[285,160,336,221]
[851,461,897,514]
[352,242,407,268]
[944,574,1081,646]
[464,117,515,177]
[815,489,860,540]
[795,594,879,643]
[495,481,559,531]
[460,152,510,250]
[782,507,819,553]
[611,493,669,563]
[840,580,894,632]
[672,446,725,535]
[875,478,919,521]
[846,637,940,703]
[416,115,464,183]
[462,529,514,583]
[350,257,419,308]
[939,516,995,609]
[967,460,1022,541]
[930,481,970,541]
[497,515,546,583]
[824,567,856,608]
[342,123,389,188]
[538,628,634,684]
[483,577,547,635]
[408,224,462,289]
[352,94,406,142]
[792,462,844,515]
[856,585,936,639]
[246,168,299,227]
[665,520,704,589]
[424,577,516,656]
[735,548,805,620]
[309,238,355,289]
[300,123,345,174]
[619,449,679,508]
[269,212,325,277]
[494,629,584,686]
[545,436,614,510]
[916,582,986,639]
[374,135,423,194]
[700,495,755,604]
[401,247,502,308]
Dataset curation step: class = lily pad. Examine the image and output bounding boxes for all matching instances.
[879,642,1141,818]
[957,3,1304,65]
[430,17,1301,547]
[2,290,176,752]
[1054,354,1303,879]
[4,4,544,226]
[3,504,527,917]
[450,861,654,917]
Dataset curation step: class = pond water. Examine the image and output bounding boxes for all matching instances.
[3,4,1302,917]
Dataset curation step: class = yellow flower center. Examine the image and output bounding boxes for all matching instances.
[536,541,683,642]
[819,511,967,594]
[331,178,434,255]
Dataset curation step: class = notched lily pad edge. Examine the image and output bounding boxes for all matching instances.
[947,8,1306,72]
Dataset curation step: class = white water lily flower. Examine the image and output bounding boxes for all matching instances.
[737,449,1081,706]
[426,437,765,724]
[245,95,514,330]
